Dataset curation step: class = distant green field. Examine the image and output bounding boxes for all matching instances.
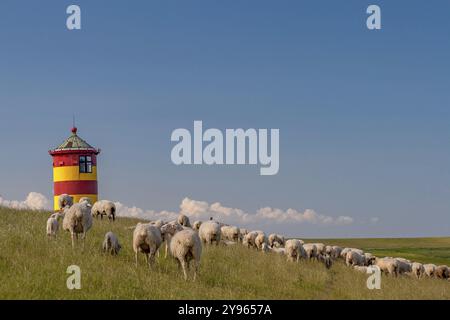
[0,207,449,299]
[307,238,450,266]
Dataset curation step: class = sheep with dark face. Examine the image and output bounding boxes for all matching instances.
[92,200,116,221]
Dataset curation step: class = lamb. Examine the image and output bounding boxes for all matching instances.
[91,200,116,221]
[346,250,366,267]
[62,202,93,248]
[435,265,449,279]
[102,231,121,255]
[58,194,73,210]
[423,264,437,277]
[177,214,191,228]
[221,225,240,242]
[284,239,305,262]
[303,243,318,260]
[255,233,268,250]
[198,221,221,245]
[411,262,424,279]
[79,197,92,205]
[374,257,398,276]
[160,224,202,281]
[242,231,259,249]
[133,223,163,267]
[268,234,285,248]
[46,215,59,239]
[192,221,202,231]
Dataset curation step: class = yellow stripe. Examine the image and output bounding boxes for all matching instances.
[53,166,97,182]
[53,194,98,211]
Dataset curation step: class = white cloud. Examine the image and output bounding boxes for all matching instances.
[0,192,50,211]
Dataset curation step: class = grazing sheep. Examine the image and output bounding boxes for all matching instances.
[221,225,240,242]
[133,223,162,267]
[331,246,343,259]
[411,262,425,279]
[46,216,59,239]
[91,200,116,221]
[58,194,73,210]
[78,197,92,205]
[346,250,366,267]
[177,214,191,228]
[268,234,285,248]
[395,258,412,275]
[166,227,202,281]
[261,242,271,253]
[364,253,376,266]
[424,264,437,277]
[325,245,333,255]
[340,247,364,260]
[318,253,333,269]
[192,221,202,231]
[285,239,305,262]
[374,257,398,276]
[198,221,221,245]
[62,202,93,248]
[243,231,259,249]
[102,231,121,255]
[311,243,326,255]
[239,228,249,242]
[435,265,449,280]
[255,233,268,250]
[303,243,318,260]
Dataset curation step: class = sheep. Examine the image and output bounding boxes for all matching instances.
[221,225,240,242]
[325,245,333,255]
[411,262,425,279]
[133,223,163,267]
[161,224,202,281]
[150,219,165,229]
[435,265,449,280]
[285,239,305,262]
[58,194,73,210]
[62,202,93,248]
[239,228,249,242]
[192,221,202,231]
[268,234,285,248]
[102,231,121,255]
[374,257,398,276]
[91,200,116,221]
[303,243,318,260]
[395,258,412,275]
[255,233,268,251]
[271,247,286,256]
[79,197,92,205]
[423,264,437,277]
[223,240,237,246]
[318,253,333,269]
[346,250,366,267]
[340,247,364,260]
[177,214,191,228]
[331,246,342,259]
[311,243,326,255]
[198,221,221,245]
[261,242,270,253]
[46,215,59,239]
[364,253,376,266]
[242,231,259,249]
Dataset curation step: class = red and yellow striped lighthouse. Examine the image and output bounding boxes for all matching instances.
[49,127,100,210]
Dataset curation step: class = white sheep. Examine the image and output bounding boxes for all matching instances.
[340,247,364,260]
[46,215,59,239]
[311,243,326,255]
[177,214,191,228]
[271,247,286,255]
[411,262,424,279]
[91,200,116,221]
[221,225,240,242]
[102,231,121,255]
[161,224,202,281]
[192,220,202,231]
[435,265,449,279]
[198,221,221,245]
[374,257,398,276]
[346,250,366,267]
[268,234,285,248]
[284,239,305,262]
[133,223,162,267]
[239,228,249,242]
[62,202,93,248]
[423,264,437,277]
[79,197,92,205]
[303,243,318,260]
[242,231,259,249]
[58,194,73,210]
[255,233,268,251]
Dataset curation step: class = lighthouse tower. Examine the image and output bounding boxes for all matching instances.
[49,127,100,210]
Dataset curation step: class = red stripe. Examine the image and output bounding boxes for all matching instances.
[54,180,98,195]
[50,153,97,167]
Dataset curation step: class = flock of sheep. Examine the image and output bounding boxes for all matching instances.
[46,194,450,283]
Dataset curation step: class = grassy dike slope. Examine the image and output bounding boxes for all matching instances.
[0,207,449,299]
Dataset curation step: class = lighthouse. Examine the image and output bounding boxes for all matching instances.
[49,127,100,210]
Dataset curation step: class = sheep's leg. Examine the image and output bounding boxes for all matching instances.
[71,232,76,248]
[165,243,168,258]
[135,252,138,267]
[180,259,188,281]
[193,260,199,281]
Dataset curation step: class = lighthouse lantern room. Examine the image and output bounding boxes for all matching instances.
[49,127,100,210]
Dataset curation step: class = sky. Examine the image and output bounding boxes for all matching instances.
[0,0,449,238]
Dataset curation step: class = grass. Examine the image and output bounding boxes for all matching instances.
[0,207,449,299]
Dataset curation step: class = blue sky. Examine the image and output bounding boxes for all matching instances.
[0,1,449,237]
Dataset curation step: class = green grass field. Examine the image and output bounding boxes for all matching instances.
[0,207,449,299]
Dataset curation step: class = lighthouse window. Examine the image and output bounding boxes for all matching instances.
[79,156,93,173]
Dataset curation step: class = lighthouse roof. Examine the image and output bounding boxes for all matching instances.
[50,127,100,154]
